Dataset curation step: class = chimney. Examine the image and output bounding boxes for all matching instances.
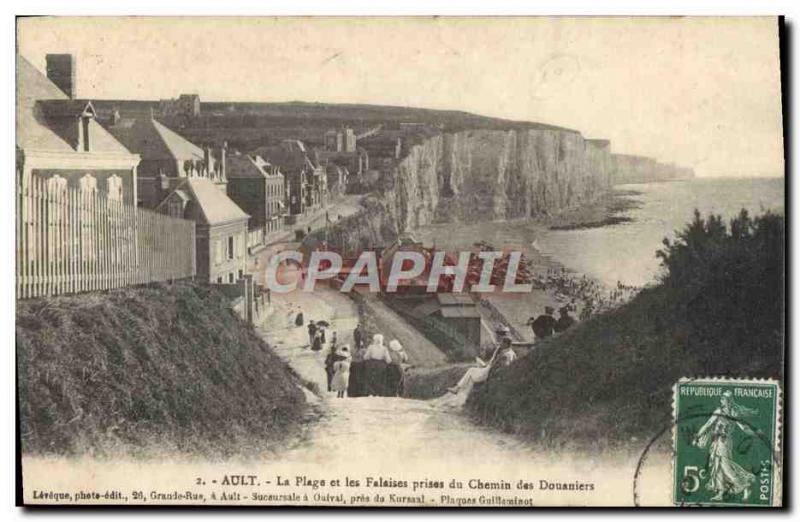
[45,54,76,99]
[220,141,227,180]
[203,146,211,176]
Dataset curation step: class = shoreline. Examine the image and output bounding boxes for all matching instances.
[411,190,644,344]
[544,188,643,231]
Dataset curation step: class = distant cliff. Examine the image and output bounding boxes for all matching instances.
[317,128,614,250]
[611,154,695,184]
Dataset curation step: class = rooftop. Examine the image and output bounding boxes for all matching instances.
[163,177,249,226]
[107,116,205,162]
[16,56,136,157]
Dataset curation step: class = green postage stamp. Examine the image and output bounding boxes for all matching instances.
[673,378,782,507]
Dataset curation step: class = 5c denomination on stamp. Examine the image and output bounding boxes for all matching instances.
[672,378,781,507]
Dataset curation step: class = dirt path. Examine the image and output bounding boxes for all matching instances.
[250,288,671,507]
[255,288,523,464]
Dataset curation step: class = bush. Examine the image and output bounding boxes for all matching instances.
[656,209,784,375]
[467,209,785,446]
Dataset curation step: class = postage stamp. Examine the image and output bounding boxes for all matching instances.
[672,378,782,507]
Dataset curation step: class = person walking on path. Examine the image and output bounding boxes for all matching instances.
[527,306,557,340]
[362,334,392,396]
[324,332,344,392]
[331,346,352,398]
[353,323,365,351]
[311,329,324,352]
[295,310,304,327]
[387,339,409,396]
[307,320,317,347]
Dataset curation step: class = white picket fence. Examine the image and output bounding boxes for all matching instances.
[16,176,196,299]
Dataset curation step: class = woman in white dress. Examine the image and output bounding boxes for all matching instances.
[692,391,758,501]
[331,345,352,398]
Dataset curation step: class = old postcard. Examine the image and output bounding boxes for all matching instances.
[15,16,785,507]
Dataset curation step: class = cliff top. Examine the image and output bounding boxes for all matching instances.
[92,99,582,136]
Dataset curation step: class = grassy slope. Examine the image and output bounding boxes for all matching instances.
[466,275,784,449]
[17,283,308,458]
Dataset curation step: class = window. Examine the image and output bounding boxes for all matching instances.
[228,272,234,283]
[227,236,234,260]
[167,197,184,219]
[106,175,123,201]
[81,116,90,152]
[79,173,97,192]
[216,276,222,284]
[214,239,222,265]
[238,269,243,279]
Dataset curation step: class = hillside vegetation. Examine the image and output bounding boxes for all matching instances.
[467,210,785,447]
[17,283,309,457]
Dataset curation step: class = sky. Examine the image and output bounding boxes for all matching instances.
[17,16,784,178]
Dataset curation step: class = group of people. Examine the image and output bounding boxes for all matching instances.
[316,322,410,399]
[305,319,335,353]
[444,304,578,399]
[526,304,576,340]
[294,303,577,403]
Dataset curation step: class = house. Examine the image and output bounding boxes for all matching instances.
[226,153,286,252]
[15,54,197,299]
[255,140,327,221]
[324,127,356,153]
[107,111,251,283]
[107,115,227,208]
[316,147,369,193]
[157,177,249,284]
[16,54,140,202]
[159,93,201,117]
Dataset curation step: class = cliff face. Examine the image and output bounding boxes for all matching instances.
[319,128,615,250]
[612,154,695,184]
[393,129,614,229]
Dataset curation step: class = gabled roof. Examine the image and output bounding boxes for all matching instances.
[226,154,269,179]
[162,177,249,226]
[108,116,204,163]
[254,140,320,175]
[16,56,135,157]
[38,99,98,118]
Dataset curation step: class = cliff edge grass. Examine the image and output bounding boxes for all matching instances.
[17,283,310,458]
[466,210,785,448]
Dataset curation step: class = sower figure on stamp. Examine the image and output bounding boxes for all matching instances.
[692,391,759,502]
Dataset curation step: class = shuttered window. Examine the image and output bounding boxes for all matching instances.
[214,239,222,265]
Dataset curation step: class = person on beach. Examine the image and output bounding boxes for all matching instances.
[331,346,352,398]
[527,306,557,340]
[555,305,576,333]
[295,310,304,327]
[362,334,392,396]
[387,339,409,396]
[307,320,317,346]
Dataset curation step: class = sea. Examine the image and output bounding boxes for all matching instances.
[536,177,785,288]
